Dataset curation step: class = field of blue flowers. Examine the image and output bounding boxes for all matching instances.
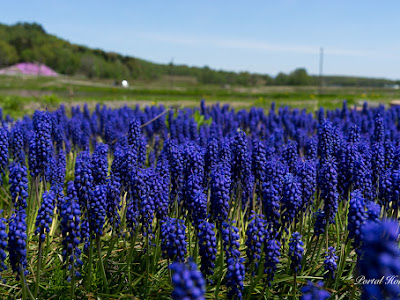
[0,100,398,299]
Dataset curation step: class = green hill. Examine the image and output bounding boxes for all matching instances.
[0,22,398,87]
[0,22,269,85]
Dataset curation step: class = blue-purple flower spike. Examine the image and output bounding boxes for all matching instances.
[300,281,330,300]
[9,162,29,209]
[161,218,187,263]
[170,259,206,300]
[324,247,338,280]
[289,232,304,274]
[0,127,9,185]
[35,190,55,242]
[197,220,217,282]
[359,220,400,300]
[60,182,83,281]
[8,208,28,281]
[0,211,7,283]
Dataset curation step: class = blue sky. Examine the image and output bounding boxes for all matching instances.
[2,1,400,79]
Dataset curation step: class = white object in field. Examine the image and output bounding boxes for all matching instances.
[122,80,129,88]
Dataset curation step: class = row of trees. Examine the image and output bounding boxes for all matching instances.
[0,22,399,87]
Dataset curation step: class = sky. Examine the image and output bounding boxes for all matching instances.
[2,0,400,79]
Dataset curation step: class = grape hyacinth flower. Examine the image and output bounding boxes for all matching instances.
[8,208,28,281]
[106,176,121,234]
[9,162,29,209]
[313,210,327,238]
[139,169,156,238]
[319,156,338,224]
[128,119,145,166]
[384,139,394,169]
[282,140,299,174]
[318,120,334,160]
[74,151,93,249]
[231,129,251,193]
[170,259,206,300]
[262,181,281,235]
[219,137,232,168]
[221,220,241,258]
[184,173,207,225]
[281,173,301,232]
[289,232,304,273]
[338,142,360,201]
[54,149,66,187]
[348,190,367,251]
[155,158,170,221]
[323,246,338,280]
[226,255,246,300]
[210,163,231,225]
[197,220,217,281]
[10,122,24,164]
[91,143,109,184]
[305,137,317,160]
[264,237,281,286]
[353,150,374,201]
[125,192,139,238]
[366,201,381,223]
[251,138,267,183]
[373,114,385,144]
[0,126,8,185]
[358,220,400,300]
[0,212,7,283]
[88,184,107,237]
[60,182,83,282]
[204,137,219,183]
[164,140,184,204]
[35,190,55,242]
[245,214,267,274]
[161,218,187,263]
[129,167,155,238]
[222,220,245,299]
[300,281,330,300]
[378,169,392,207]
[298,160,316,213]
[74,150,94,210]
[30,111,53,178]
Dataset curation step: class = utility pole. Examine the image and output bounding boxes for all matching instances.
[169,57,174,89]
[318,47,324,95]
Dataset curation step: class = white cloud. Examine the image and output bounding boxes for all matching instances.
[135,32,385,58]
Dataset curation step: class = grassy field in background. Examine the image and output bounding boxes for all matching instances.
[1,74,400,117]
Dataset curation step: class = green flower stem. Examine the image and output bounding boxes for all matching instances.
[21,268,27,300]
[311,236,324,275]
[70,249,75,300]
[246,261,256,300]
[119,192,128,229]
[293,272,297,300]
[214,229,224,300]
[335,237,351,290]
[34,234,44,297]
[150,226,161,273]
[21,268,35,300]
[193,229,199,265]
[167,258,172,285]
[187,219,192,257]
[145,233,150,298]
[86,239,94,291]
[127,229,139,289]
[96,235,109,293]
[104,235,117,270]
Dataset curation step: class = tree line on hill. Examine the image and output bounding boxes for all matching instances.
[0,22,399,87]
